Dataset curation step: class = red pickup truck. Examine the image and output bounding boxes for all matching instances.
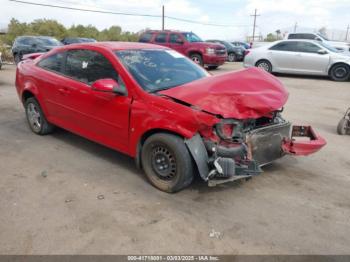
[139,30,227,69]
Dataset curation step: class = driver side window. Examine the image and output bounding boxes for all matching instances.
[64,49,126,91]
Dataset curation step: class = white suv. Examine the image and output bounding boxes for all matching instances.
[285,33,350,52]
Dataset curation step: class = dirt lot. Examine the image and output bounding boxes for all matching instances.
[0,63,349,255]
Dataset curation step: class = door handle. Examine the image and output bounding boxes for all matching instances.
[58,88,70,95]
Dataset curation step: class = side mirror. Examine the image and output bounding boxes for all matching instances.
[91,78,127,96]
[317,49,327,55]
[315,37,322,41]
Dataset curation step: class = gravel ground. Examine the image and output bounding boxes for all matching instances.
[0,63,349,254]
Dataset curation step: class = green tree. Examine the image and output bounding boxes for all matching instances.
[265,33,278,42]
[30,19,66,39]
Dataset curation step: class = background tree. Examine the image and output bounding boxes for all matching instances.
[264,33,278,42]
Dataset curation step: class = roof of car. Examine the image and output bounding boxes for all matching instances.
[16,35,57,39]
[56,41,169,51]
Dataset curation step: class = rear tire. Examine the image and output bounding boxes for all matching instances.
[25,97,55,135]
[141,133,194,193]
[329,64,350,82]
[337,118,348,135]
[256,59,272,73]
[228,52,237,62]
[190,53,203,66]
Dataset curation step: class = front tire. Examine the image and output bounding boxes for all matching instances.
[329,64,350,82]
[141,133,194,193]
[256,59,272,73]
[25,97,55,135]
[190,53,203,66]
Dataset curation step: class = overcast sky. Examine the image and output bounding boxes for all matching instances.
[1,0,349,40]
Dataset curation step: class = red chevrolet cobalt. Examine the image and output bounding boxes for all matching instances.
[15,42,326,192]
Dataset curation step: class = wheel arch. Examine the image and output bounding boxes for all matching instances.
[255,58,271,66]
[188,50,203,57]
[328,62,350,76]
[135,128,190,169]
[22,90,35,104]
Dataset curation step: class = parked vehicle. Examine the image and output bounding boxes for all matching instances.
[0,51,2,70]
[232,41,250,49]
[61,37,97,45]
[12,36,62,64]
[139,30,227,69]
[285,33,350,52]
[206,40,245,62]
[244,40,350,81]
[15,42,326,192]
[337,108,350,135]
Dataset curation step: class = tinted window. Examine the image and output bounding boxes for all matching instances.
[169,33,182,43]
[288,33,316,40]
[115,49,209,92]
[37,52,64,73]
[64,50,119,85]
[139,33,153,43]
[155,33,167,43]
[269,41,297,52]
[17,37,35,45]
[296,42,321,53]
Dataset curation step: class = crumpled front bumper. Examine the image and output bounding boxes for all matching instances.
[185,122,326,186]
[281,125,327,156]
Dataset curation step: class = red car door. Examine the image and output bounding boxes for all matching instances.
[168,33,187,55]
[56,49,131,153]
[153,32,169,47]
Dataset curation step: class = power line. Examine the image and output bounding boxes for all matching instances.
[9,0,163,18]
[9,0,250,28]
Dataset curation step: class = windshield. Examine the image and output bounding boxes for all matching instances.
[182,32,203,43]
[115,49,209,92]
[36,37,62,46]
[318,41,339,52]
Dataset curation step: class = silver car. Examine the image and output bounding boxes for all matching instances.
[244,40,350,81]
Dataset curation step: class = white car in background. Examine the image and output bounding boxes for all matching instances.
[285,33,350,52]
[243,40,350,81]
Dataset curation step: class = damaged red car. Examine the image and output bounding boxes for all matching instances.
[15,42,326,193]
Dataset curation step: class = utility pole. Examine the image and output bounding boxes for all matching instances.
[250,9,260,42]
[162,5,165,30]
[346,24,349,41]
[294,22,298,33]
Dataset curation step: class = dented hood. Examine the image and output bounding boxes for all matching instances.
[159,68,289,119]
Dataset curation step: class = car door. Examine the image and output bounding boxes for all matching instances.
[154,33,169,47]
[268,41,299,72]
[168,33,187,55]
[58,49,131,152]
[293,42,330,74]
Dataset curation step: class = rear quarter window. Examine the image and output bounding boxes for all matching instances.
[37,52,64,73]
